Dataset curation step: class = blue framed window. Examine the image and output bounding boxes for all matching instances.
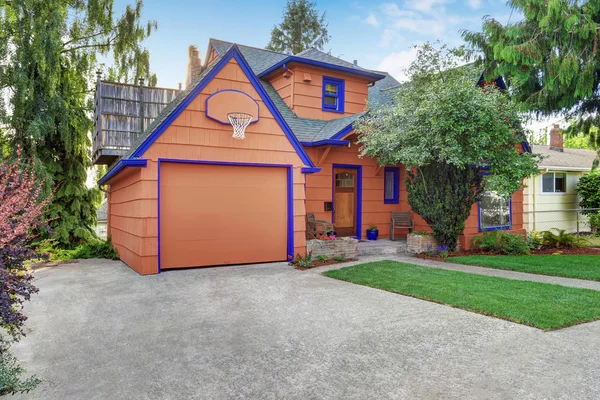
[478,191,512,231]
[322,76,345,113]
[384,167,400,204]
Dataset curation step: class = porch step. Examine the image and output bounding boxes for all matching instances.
[358,239,410,256]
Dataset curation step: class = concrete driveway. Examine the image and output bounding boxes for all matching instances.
[13,258,600,399]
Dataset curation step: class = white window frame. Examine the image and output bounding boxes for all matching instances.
[541,172,568,195]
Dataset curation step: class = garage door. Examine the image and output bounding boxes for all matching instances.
[160,162,288,269]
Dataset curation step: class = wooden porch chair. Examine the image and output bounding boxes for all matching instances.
[390,211,414,241]
[306,212,335,239]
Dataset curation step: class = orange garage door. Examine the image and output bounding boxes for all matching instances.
[160,162,288,269]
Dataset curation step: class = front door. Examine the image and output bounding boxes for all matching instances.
[334,168,356,237]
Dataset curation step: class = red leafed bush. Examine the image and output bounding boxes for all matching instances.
[0,151,52,345]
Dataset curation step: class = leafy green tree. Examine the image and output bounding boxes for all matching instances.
[266,0,330,54]
[355,44,539,248]
[577,171,600,210]
[0,0,157,246]
[462,0,600,145]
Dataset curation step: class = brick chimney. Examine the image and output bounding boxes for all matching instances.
[549,124,564,152]
[186,45,202,89]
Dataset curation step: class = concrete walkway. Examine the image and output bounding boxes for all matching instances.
[12,258,600,399]
[391,255,600,291]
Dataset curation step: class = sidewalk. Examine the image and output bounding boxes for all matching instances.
[392,255,600,291]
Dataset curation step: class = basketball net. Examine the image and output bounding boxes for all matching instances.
[227,112,253,140]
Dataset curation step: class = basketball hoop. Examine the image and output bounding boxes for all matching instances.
[227,112,253,140]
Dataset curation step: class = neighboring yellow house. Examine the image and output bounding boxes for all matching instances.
[524,125,598,233]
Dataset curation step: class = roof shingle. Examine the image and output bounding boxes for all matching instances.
[532,145,598,170]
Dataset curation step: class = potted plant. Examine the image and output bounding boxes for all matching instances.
[366,225,379,240]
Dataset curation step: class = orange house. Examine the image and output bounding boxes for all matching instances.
[97,39,530,275]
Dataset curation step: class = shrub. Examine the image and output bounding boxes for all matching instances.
[0,150,51,394]
[71,237,119,260]
[293,251,313,268]
[526,230,543,250]
[316,254,328,263]
[38,236,119,261]
[367,225,378,231]
[473,230,529,255]
[332,256,345,262]
[590,213,600,235]
[472,230,503,253]
[0,345,42,395]
[499,233,530,255]
[577,171,600,211]
[541,229,586,248]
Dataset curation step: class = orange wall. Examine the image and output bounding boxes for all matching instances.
[305,134,411,239]
[107,57,308,275]
[107,168,157,274]
[269,64,370,121]
[207,47,219,64]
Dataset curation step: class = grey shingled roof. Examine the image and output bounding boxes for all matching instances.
[533,145,598,170]
[119,39,394,164]
[368,72,401,107]
[97,200,108,222]
[210,39,288,75]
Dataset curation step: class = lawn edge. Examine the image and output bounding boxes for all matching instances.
[448,256,600,283]
[322,262,600,332]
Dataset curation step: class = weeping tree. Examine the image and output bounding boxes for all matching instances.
[355,43,539,249]
[462,0,600,164]
[0,0,157,246]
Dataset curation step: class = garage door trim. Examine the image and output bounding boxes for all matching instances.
[157,158,294,273]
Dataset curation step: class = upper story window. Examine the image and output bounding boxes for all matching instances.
[322,76,345,113]
[542,172,566,193]
[384,167,400,204]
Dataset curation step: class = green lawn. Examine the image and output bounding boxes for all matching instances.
[323,261,600,330]
[450,255,600,281]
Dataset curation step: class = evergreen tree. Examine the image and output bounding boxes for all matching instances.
[462,0,600,146]
[0,0,157,246]
[266,0,330,54]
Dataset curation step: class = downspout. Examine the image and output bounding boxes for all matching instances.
[283,63,295,110]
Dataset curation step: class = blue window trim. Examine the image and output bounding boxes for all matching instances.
[157,159,294,273]
[478,194,513,232]
[331,163,362,239]
[322,76,345,114]
[383,167,400,204]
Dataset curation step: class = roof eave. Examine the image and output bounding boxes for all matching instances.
[258,57,386,82]
[98,158,147,186]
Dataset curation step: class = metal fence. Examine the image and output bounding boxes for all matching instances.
[524,208,600,234]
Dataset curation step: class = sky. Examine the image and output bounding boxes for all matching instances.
[113,0,517,88]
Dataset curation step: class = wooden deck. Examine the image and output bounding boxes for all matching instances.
[93,79,180,165]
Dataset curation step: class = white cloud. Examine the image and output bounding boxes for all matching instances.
[365,13,379,26]
[466,0,482,9]
[405,0,448,13]
[377,47,420,82]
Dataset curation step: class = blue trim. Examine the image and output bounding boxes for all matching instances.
[210,42,221,57]
[332,164,362,239]
[98,158,147,186]
[330,123,355,140]
[123,45,314,165]
[477,193,513,232]
[322,76,345,114]
[205,89,260,124]
[157,158,295,273]
[301,167,322,174]
[258,56,386,81]
[383,167,400,204]
[300,139,350,147]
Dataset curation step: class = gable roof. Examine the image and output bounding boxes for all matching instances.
[533,145,598,171]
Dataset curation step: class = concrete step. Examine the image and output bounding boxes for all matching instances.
[358,240,409,256]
